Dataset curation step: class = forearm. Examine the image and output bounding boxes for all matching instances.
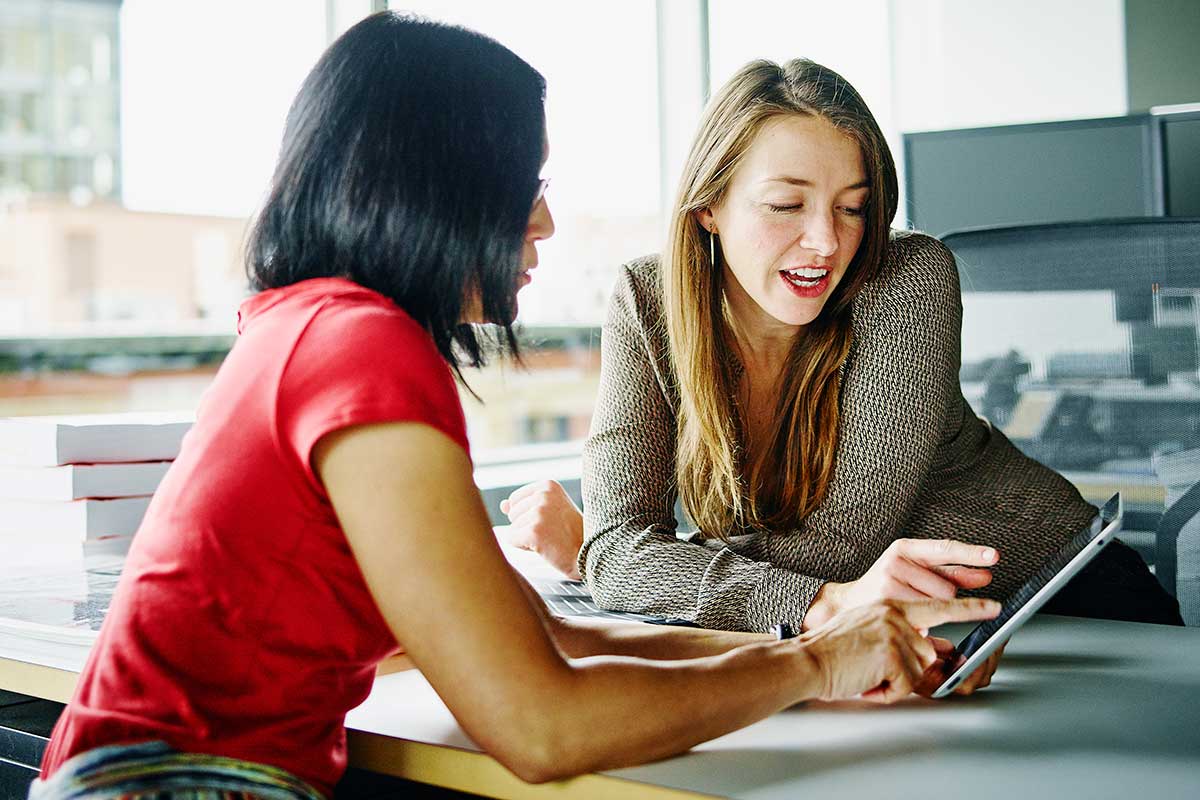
[514,563,772,659]
[551,615,772,659]
[544,639,823,777]
[583,529,823,632]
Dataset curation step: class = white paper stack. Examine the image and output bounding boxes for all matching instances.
[0,412,193,564]
[0,462,172,501]
[0,412,192,466]
[0,496,153,538]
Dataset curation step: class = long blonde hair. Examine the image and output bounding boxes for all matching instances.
[664,59,899,537]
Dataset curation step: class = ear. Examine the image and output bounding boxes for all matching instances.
[693,207,716,233]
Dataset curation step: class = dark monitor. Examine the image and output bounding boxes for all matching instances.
[904,116,1164,237]
[1164,114,1200,217]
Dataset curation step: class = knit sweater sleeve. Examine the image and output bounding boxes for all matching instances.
[578,258,824,632]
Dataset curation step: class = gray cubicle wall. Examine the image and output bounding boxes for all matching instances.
[905,116,1165,237]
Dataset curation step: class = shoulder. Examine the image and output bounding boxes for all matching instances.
[304,288,446,374]
[607,253,667,332]
[614,253,664,303]
[878,231,960,298]
[280,286,460,424]
[278,286,467,465]
[853,231,961,324]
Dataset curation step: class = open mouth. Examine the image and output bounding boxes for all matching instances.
[779,266,831,298]
[779,266,830,288]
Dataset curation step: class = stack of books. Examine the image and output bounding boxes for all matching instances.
[0,412,193,569]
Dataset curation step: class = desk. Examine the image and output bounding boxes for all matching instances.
[2,564,1199,798]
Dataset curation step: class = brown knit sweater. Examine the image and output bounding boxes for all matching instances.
[579,231,1097,633]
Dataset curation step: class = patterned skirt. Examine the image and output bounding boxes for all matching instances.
[29,741,325,800]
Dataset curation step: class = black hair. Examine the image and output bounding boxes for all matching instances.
[245,11,546,373]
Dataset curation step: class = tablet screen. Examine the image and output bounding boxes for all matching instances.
[951,496,1117,664]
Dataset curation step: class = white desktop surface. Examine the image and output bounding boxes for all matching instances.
[347,615,1200,800]
[2,543,1198,798]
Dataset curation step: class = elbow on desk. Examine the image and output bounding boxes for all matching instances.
[469,679,624,784]
[577,532,648,613]
[483,726,584,785]
[458,684,595,784]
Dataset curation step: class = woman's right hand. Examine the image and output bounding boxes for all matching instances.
[498,480,585,580]
[800,597,1001,703]
[803,538,999,630]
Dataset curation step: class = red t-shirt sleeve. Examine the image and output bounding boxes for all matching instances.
[275,295,470,494]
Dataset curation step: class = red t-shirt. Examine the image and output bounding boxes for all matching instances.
[41,278,469,797]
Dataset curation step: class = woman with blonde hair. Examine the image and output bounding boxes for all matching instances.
[502,58,1181,690]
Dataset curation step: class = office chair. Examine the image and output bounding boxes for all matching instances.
[940,217,1200,623]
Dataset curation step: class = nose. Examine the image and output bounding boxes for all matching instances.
[526,195,555,243]
[799,209,837,259]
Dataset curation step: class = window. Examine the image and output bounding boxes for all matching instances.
[388,0,662,452]
[0,0,1158,481]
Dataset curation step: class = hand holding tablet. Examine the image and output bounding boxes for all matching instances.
[931,493,1124,698]
[805,537,1002,631]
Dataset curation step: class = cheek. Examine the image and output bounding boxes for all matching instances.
[830,229,865,279]
[842,221,867,255]
[743,219,798,261]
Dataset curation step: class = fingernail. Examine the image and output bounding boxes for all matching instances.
[982,548,997,561]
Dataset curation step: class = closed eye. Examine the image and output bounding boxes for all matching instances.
[766,203,803,213]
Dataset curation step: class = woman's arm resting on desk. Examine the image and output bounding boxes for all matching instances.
[506,568,773,659]
[315,421,999,783]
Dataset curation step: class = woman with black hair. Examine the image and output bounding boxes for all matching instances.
[32,13,998,799]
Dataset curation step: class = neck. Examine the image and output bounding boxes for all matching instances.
[722,281,800,374]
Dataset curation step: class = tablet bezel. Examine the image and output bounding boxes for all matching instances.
[931,492,1123,698]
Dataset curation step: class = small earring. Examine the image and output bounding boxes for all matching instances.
[709,228,717,267]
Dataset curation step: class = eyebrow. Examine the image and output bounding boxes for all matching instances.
[763,176,870,191]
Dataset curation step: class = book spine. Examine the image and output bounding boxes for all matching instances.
[60,424,190,465]
[82,496,152,538]
[0,497,149,538]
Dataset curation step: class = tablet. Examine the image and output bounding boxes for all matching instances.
[931,492,1123,698]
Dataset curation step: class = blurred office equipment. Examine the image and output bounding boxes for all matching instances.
[943,218,1200,621]
[905,110,1200,237]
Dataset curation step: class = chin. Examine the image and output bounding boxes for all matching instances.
[768,301,826,328]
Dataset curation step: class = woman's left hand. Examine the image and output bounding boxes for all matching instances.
[917,638,1005,696]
